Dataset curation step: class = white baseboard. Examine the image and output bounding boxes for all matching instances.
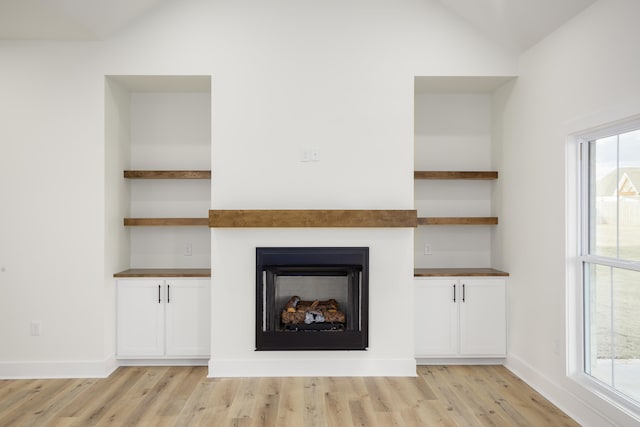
[506,353,616,427]
[416,357,506,365]
[118,358,209,367]
[0,355,118,379]
[208,357,417,378]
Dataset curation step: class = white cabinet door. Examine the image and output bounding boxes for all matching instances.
[415,279,458,356]
[117,280,165,357]
[165,279,210,357]
[458,279,506,356]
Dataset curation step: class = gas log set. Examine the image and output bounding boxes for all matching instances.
[281,296,346,330]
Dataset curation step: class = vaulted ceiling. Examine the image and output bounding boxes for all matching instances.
[0,0,170,40]
[437,0,596,52]
[0,0,596,54]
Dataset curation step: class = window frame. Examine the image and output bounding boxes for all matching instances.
[574,118,640,415]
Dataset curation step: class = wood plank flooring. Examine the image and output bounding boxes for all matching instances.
[0,365,580,426]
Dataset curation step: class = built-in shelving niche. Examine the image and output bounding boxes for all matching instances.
[413,76,515,275]
[106,76,212,277]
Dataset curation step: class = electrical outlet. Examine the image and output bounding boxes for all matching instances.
[302,149,320,162]
[30,322,41,336]
[183,243,192,257]
[424,244,432,255]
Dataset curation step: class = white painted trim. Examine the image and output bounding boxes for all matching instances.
[0,355,118,379]
[506,353,615,427]
[207,358,417,378]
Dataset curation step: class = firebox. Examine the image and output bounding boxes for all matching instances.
[255,247,369,351]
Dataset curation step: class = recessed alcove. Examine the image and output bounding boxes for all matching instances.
[106,75,212,275]
[414,76,515,271]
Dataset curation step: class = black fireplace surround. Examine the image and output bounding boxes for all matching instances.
[255,247,369,351]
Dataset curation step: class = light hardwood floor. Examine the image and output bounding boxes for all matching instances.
[0,365,580,426]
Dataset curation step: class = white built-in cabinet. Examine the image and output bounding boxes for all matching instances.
[414,277,506,358]
[117,278,210,359]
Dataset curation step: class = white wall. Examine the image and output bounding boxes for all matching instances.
[490,80,516,273]
[414,92,494,268]
[0,45,109,376]
[128,92,211,269]
[0,0,516,378]
[500,0,640,425]
[104,78,132,370]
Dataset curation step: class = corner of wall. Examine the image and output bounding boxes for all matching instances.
[506,353,621,427]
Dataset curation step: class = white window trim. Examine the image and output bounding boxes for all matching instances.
[567,116,640,420]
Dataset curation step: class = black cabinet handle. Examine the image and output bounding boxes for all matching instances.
[167,284,170,303]
[462,283,466,302]
[158,284,161,303]
[453,284,456,302]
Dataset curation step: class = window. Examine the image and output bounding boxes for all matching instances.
[580,124,640,405]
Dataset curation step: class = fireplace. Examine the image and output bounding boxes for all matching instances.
[255,247,369,351]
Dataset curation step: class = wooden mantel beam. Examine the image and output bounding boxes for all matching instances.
[209,210,418,228]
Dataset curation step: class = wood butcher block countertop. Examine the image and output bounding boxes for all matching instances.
[115,268,507,278]
[114,268,211,278]
[414,268,509,277]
